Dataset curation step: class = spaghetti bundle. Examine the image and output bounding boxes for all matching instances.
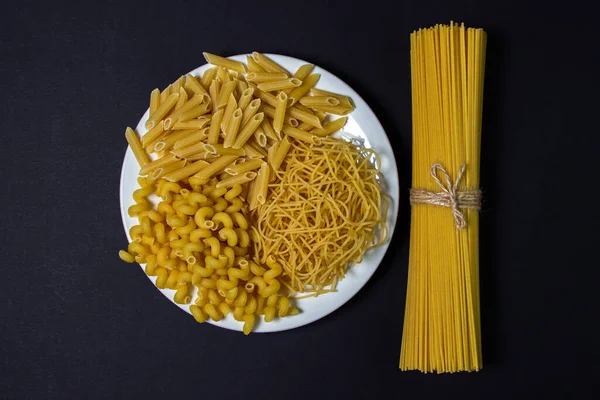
[400,23,486,372]
[252,137,388,295]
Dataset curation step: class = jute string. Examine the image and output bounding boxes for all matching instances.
[409,163,481,230]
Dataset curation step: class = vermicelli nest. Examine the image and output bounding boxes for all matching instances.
[251,137,388,295]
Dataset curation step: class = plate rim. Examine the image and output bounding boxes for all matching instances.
[119,53,400,333]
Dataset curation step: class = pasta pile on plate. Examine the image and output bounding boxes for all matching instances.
[119,52,384,333]
[252,137,388,295]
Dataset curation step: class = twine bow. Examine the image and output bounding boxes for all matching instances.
[409,163,481,230]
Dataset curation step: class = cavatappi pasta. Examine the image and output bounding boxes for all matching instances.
[120,52,386,334]
[400,23,486,372]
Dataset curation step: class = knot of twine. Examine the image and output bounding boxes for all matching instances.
[409,163,481,230]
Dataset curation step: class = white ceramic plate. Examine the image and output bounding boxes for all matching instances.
[120,54,399,332]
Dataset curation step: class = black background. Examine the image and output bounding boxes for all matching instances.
[2,0,599,398]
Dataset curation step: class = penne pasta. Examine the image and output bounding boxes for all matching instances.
[192,155,238,180]
[139,154,179,176]
[154,129,198,152]
[178,102,212,121]
[174,87,188,110]
[241,98,261,127]
[247,83,277,107]
[125,127,150,167]
[282,125,321,144]
[257,78,302,92]
[203,52,247,74]
[309,88,354,108]
[299,96,340,108]
[310,104,353,116]
[246,55,266,72]
[172,76,185,94]
[238,87,254,111]
[160,84,172,103]
[170,141,206,159]
[273,92,288,134]
[246,72,288,82]
[267,136,291,171]
[209,79,221,109]
[260,119,280,140]
[248,162,270,210]
[146,92,179,129]
[260,104,275,119]
[151,159,187,181]
[291,64,314,81]
[203,143,246,156]
[163,94,206,128]
[173,128,209,149]
[216,80,238,110]
[217,67,230,83]
[224,158,263,176]
[141,120,165,147]
[253,128,267,148]
[235,79,248,97]
[186,152,216,162]
[288,105,322,128]
[297,121,314,131]
[172,118,210,130]
[287,73,320,106]
[163,160,210,182]
[242,141,267,158]
[232,113,265,149]
[223,108,242,148]
[149,88,161,114]
[215,172,257,188]
[221,93,238,133]
[251,52,289,75]
[207,108,224,145]
[311,116,348,136]
[184,74,209,97]
[201,67,218,89]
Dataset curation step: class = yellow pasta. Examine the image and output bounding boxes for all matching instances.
[200,67,218,89]
[310,117,348,137]
[273,92,287,134]
[400,23,486,373]
[232,113,265,149]
[203,144,246,157]
[257,78,302,92]
[299,96,340,108]
[209,79,221,108]
[216,80,238,110]
[223,108,243,148]
[125,127,150,167]
[184,74,209,97]
[251,52,289,74]
[192,155,238,180]
[288,105,322,128]
[215,172,257,189]
[238,87,254,111]
[287,73,320,105]
[120,52,382,335]
[309,88,354,108]
[246,55,265,72]
[281,125,320,144]
[246,72,288,82]
[220,93,238,133]
[172,119,210,130]
[309,104,353,116]
[163,160,209,182]
[203,52,247,74]
[146,92,179,129]
[149,88,161,114]
[267,136,291,171]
